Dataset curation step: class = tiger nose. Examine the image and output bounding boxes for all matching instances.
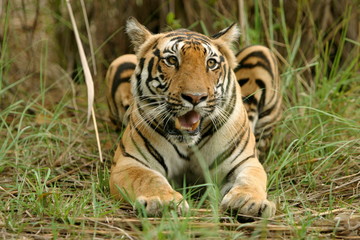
[181,92,208,105]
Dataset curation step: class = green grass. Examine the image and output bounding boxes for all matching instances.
[1,1,359,239]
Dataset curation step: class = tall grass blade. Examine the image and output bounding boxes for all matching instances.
[66,0,103,163]
[66,0,93,122]
[80,0,97,75]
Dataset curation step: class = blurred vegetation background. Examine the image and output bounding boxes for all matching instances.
[1,0,358,110]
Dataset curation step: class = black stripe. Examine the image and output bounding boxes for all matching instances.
[242,95,258,105]
[235,51,273,79]
[247,202,255,212]
[153,48,160,57]
[258,204,268,217]
[255,132,273,142]
[238,78,249,86]
[112,62,136,92]
[198,122,215,147]
[169,36,211,45]
[199,85,237,147]
[211,23,236,39]
[255,79,266,113]
[245,53,272,78]
[111,62,136,108]
[174,144,190,161]
[255,118,277,130]
[236,62,273,80]
[107,98,119,123]
[165,31,210,41]
[119,139,150,168]
[225,154,255,182]
[219,65,227,94]
[156,80,170,92]
[136,101,165,134]
[135,101,190,162]
[238,198,250,210]
[135,58,146,97]
[221,85,237,122]
[112,77,130,115]
[134,125,168,175]
[258,104,276,119]
[262,84,278,112]
[235,45,270,60]
[138,96,159,105]
[145,58,156,95]
[209,117,247,169]
[223,67,233,101]
[230,127,252,164]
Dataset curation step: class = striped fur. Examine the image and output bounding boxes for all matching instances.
[235,45,282,160]
[108,17,280,219]
[105,54,137,127]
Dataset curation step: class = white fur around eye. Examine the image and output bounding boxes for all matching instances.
[152,81,160,88]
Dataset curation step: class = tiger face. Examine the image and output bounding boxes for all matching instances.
[128,19,239,145]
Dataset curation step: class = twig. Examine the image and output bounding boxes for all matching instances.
[310,207,348,217]
[91,107,103,162]
[0,185,16,198]
[332,171,360,182]
[86,217,135,240]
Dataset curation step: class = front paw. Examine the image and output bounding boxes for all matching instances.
[220,186,275,221]
[135,190,189,216]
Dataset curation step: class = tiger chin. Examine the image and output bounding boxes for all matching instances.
[107,17,280,221]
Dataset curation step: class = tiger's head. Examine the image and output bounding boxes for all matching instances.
[127,17,240,145]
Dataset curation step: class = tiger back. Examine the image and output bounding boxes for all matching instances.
[107,17,280,220]
[235,45,282,159]
[105,54,137,128]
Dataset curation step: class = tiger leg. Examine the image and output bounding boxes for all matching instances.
[220,157,276,219]
[105,54,137,128]
[234,45,282,160]
[109,146,189,216]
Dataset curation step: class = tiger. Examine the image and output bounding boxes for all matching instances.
[106,54,137,127]
[107,17,281,220]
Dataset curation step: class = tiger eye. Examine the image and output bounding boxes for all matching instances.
[207,59,217,69]
[166,56,178,66]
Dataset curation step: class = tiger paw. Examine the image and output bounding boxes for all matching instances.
[134,191,189,216]
[220,186,276,222]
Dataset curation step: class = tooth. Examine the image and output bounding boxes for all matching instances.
[191,120,200,131]
[175,118,181,130]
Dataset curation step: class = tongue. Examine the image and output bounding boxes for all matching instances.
[175,111,201,130]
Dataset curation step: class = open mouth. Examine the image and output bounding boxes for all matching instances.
[174,110,201,132]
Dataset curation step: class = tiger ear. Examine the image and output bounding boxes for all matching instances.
[211,23,240,47]
[212,24,240,68]
[126,17,153,52]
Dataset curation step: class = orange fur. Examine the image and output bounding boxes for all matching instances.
[106,18,281,220]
